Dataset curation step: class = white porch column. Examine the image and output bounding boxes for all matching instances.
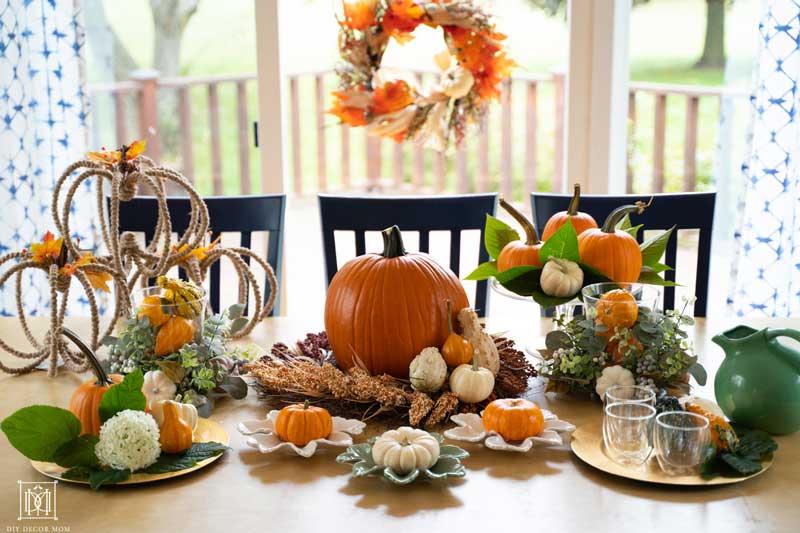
[254,0,287,194]
[563,0,631,194]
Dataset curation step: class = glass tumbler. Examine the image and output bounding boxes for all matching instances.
[603,402,656,466]
[654,411,710,475]
[603,385,656,445]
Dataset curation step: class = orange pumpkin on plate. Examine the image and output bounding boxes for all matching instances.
[541,184,598,240]
[275,401,333,446]
[496,196,543,271]
[64,328,124,436]
[577,200,651,283]
[324,225,469,378]
[482,398,545,441]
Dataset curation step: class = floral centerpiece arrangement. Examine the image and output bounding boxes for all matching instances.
[330,0,515,150]
[245,226,536,428]
[104,277,256,416]
[1,338,228,490]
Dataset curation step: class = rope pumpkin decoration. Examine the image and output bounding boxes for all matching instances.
[0,140,278,376]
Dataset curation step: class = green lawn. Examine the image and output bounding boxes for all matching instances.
[90,0,759,198]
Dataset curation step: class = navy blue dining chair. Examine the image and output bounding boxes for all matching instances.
[531,191,716,317]
[113,195,286,316]
[318,194,498,317]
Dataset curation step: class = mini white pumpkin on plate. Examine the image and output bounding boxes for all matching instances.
[372,427,440,474]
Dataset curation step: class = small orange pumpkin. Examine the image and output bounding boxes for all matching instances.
[159,400,194,453]
[482,398,545,441]
[497,196,543,272]
[685,402,738,451]
[137,295,170,327]
[607,337,644,363]
[275,400,333,446]
[64,328,124,436]
[596,289,639,330]
[324,225,469,378]
[154,316,196,356]
[541,184,598,240]
[577,200,651,283]
[441,300,473,366]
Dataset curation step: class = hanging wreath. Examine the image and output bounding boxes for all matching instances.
[329,0,515,151]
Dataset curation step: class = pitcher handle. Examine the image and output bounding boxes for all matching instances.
[766,328,800,343]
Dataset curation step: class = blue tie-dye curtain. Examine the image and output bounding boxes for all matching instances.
[0,0,97,316]
[730,0,800,317]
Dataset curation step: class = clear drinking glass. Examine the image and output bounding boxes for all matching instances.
[654,411,711,475]
[603,402,656,466]
[604,385,656,406]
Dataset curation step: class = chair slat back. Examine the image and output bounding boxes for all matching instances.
[318,194,498,317]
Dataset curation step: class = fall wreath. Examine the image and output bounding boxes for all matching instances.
[329,0,515,151]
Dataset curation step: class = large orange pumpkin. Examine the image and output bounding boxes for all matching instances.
[577,200,650,283]
[63,328,124,436]
[324,225,469,377]
[482,398,545,441]
[541,184,598,240]
[496,196,543,272]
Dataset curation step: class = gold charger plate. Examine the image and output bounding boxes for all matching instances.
[31,417,229,486]
[571,421,772,486]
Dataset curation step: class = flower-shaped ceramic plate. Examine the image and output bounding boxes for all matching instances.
[336,433,469,485]
[443,409,576,452]
[238,410,366,457]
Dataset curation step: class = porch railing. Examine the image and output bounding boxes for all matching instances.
[88,71,748,198]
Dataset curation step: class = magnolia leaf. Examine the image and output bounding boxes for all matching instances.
[142,442,228,474]
[464,261,499,281]
[539,219,580,263]
[494,264,540,284]
[497,268,543,297]
[641,263,672,274]
[484,214,520,260]
[616,214,643,239]
[637,271,680,287]
[98,369,146,422]
[640,225,675,267]
[89,468,131,490]
[531,292,578,309]
[1,406,82,462]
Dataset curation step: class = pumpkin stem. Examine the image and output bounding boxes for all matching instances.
[471,346,480,372]
[61,327,112,386]
[601,198,653,233]
[499,196,540,245]
[567,184,581,216]
[445,300,453,335]
[381,225,407,258]
[303,399,310,410]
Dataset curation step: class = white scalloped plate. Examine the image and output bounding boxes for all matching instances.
[444,409,576,452]
[238,410,366,457]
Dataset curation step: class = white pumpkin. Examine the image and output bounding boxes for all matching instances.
[441,65,474,99]
[408,347,447,393]
[372,426,440,474]
[457,307,500,375]
[540,258,584,298]
[595,365,636,399]
[142,370,177,410]
[449,356,495,403]
[151,399,198,432]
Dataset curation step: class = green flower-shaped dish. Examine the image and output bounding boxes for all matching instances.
[336,433,469,485]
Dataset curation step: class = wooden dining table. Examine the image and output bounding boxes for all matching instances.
[0,314,798,532]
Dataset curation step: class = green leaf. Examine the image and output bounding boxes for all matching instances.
[229,317,249,335]
[641,263,672,274]
[545,330,571,352]
[616,214,643,239]
[89,468,131,490]
[735,429,778,458]
[141,442,228,473]
[640,226,675,267]
[227,303,246,319]
[464,261,499,281]
[687,363,707,386]
[484,214,520,260]
[218,376,248,400]
[719,453,763,476]
[61,466,91,481]
[99,369,147,422]
[494,264,541,284]
[539,219,580,263]
[637,271,680,287]
[1,406,82,461]
[53,435,100,468]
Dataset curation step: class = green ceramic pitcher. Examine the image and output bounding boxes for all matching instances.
[713,325,800,435]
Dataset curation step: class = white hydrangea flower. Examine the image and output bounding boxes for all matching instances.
[95,410,161,471]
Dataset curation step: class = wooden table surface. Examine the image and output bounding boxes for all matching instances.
[0,315,798,532]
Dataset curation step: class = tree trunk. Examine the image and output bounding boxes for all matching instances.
[148,0,199,166]
[695,0,726,69]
